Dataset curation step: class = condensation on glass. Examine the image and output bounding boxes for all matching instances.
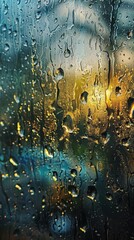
[0,0,134,239]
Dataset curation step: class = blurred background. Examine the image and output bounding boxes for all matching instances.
[0,0,134,239]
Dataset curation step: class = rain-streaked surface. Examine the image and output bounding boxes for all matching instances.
[0,0,134,239]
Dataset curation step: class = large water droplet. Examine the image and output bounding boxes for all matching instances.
[35,11,42,20]
[127,30,133,39]
[81,91,88,104]
[4,43,10,52]
[64,48,71,58]
[70,169,77,178]
[4,5,8,15]
[15,184,22,191]
[14,95,20,103]
[2,24,7,32]
[63,114,73,133]
[87,186,97,201]
[115,86,121,96]
[29,187,35,195]
[53,171,58,181]
[68,185,79,198]
[55,68,64,81]
[44,146,54,158]
[9,157,18,167]
[106,193,113,201]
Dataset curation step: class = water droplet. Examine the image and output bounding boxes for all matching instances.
[24,40,28,47]
[44,146,54,158]
[87,186,97,201]
[19,129,24,137]
[44,0,50,6]
[2,24,7,32]
[54,18,58,23]
[80,226,87,233]
[127,30,133,39]
[81,91,88,104]
[106,193,113,201]
[64,48,71,58]
[70,169,77,178]
[4,43,10,52]
[29,187,35,195]
[14,95,20,103]
[53,171,58,181]
[9,157,18,167]
[31,39,36,46]
[17,0,21,5]
[13,30,17,37]
[14,172,20,178]
[101,131,110,145]
[68,185,79,197]
[115,86,121,96]
[35,11,42,20]
[122,138,129,147]
[4,5,8,15]
[128,98,134,119]
[55,68,64,81]
[63,114,73,133]
[0,120,4,126]
[15,184,22,191]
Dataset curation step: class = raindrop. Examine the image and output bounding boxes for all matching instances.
[81,91,88,104]
[106,193,113,201]
[122,138,129,147]
[4,43,10,52]
[19,129,24,137]
[44,0,50,6]
[64,44,71,58]
[17,0,21,5]
[35,11,42,20]
[2,24,7,32]
[63,115,73,133]
[44,145,54,158]
[128,98,134,119]
[68,185,79,197]
[101,131,110,144]
[9,157,18,167]
[55,68,64,81]
[33,56,38,66]
[127,30,133,39]
[4,5,8,15]
[32,39,36,46]
[80,226,87,233]
[64,48,71,58]
[13,30,17,37]
[115,86,121,96]
[87,186,97,201]
[53,171,58,181]
[14,95,20,103]
[24,40,28,47]
[29,187,35,195]
[15,184,22,191]
[0,120,4,126]
[70,169,77,178]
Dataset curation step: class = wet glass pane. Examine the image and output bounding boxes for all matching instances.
[0,0,134,239]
